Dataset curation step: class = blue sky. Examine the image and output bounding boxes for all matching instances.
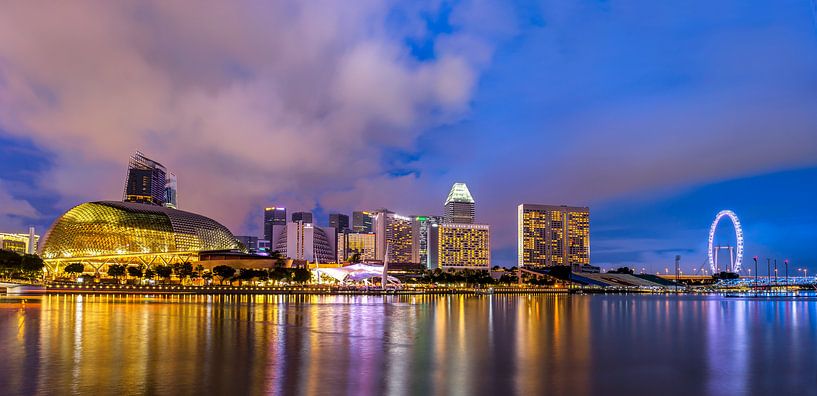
[0,1,815,271]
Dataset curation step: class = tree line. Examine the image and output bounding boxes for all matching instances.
[0,249,45,281]
[60,262,311,286]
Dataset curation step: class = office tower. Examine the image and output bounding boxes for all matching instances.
[337,232,377,262]
[164,173,177,209]
[352,211,373,232]
[429,223,491,270]
[373,210,416,264]
[291,212,313,224]
[413,215,443,269]
[263,207,287,242]
[272,222,336,263]
[124,151,169,206]
[329,213,350,232]
[517,204,590,267]
[235,235,259,253]
[444,182,475,224]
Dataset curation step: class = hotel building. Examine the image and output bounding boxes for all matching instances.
[0,227,39,255]
[373,210,416,264]
[429,223,490,270]
[272,222,336,263]
[517,204,590,267]
[337,232,377,262]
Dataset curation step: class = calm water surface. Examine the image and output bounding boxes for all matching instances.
[1,294,815,395]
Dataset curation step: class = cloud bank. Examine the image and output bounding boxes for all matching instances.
[0,1,508,232]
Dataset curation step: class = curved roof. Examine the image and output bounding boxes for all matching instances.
[40,201,239,259]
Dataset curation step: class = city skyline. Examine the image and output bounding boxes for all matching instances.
[0,2,815,270]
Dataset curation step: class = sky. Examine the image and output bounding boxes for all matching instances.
[0,1,815,272]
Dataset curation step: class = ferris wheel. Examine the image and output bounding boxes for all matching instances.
[707,210,744,273]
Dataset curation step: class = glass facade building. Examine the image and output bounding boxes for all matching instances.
[329,213,350,232]
[291,212,313,224]
[352,211,373,233]
[517,204,590,267]
[413,215,443,269]
[124,151,174,207]
[264,207,286,242]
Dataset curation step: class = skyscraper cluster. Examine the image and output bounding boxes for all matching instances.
[247,183,591,269]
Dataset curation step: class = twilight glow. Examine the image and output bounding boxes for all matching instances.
[0,1,815,270]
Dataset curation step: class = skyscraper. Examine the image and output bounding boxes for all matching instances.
[124,151,170,206]
[235,235,258,253]
[413,215,443,269]
[444,183,475,224]
[291,212,313,224]
[517,204,590,268]
[329,213,350,232]
[373,210,416,264]
[352,211,373,232]
[429,223,491,270]
[264,207,287,242]
[164,173,177,209]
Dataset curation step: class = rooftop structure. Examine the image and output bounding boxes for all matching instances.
[444,183,475,224]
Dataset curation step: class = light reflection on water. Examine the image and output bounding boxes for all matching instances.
[0,294,815,395]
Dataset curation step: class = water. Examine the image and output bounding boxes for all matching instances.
[1,294,816,396]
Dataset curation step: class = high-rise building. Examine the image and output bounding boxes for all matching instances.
[444,183,475,224]
[272,222,336,263]
[373,210,416,264]
[352,211,373,232]
[429,223,490,270]
[0,227,39,255]
[235,235,259,253]
[517,204,590,268]
[337,231,376,262]
[264,207,287,242]
[124,151,171,206]
[291,212,313,224]
[329,213,350,232]
[164,173,177,209]
[413,215,443,269]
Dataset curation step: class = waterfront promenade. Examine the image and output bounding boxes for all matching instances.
[3,282,568,296]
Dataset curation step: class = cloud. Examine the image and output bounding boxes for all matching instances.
[0,180,39,231]
[0,1,510,232]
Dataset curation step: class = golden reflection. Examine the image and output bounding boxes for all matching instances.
[2,294,814,395]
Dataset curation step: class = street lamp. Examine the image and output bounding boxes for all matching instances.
[784,259,789,291]
[753,256,758,295]
[767,258,771,289]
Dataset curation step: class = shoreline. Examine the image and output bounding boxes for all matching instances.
[7,284,570,296]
